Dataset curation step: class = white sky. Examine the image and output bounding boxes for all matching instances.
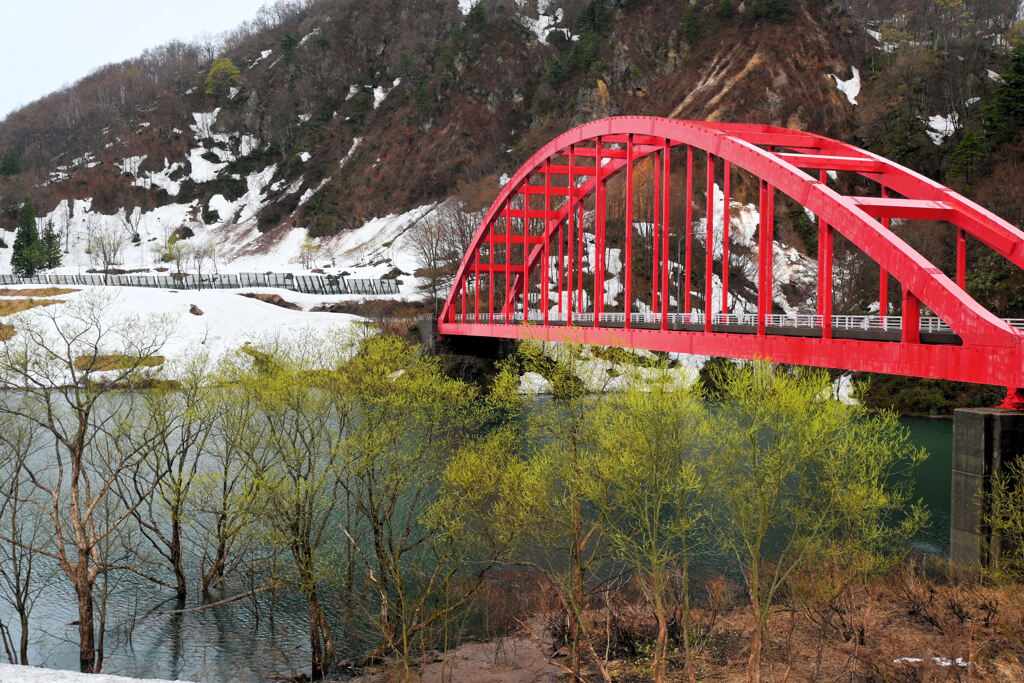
[0,0,272,119]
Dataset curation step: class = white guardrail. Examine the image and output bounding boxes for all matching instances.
[453,311,1024,334]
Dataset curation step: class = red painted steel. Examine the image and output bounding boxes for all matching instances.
[705,153,714,333]
[438,117,1024,397]
[684,147,693,316]
[880,186,890,316]
[661,142,670,330]
[722,160,731,315]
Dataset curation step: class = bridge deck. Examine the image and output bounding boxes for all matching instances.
[447,312,1024,346]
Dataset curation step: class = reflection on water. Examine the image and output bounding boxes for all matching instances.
[902,416,952,557]
[3,416,955,681]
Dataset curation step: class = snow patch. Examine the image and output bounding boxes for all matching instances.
[190,109,221,139]
[239,134,260,156]
[520,5,576,42]
[0,663,192,683]
[299,151,312,163]
[135,159,184,196]
[830,66,861,105]
[298,28,321,46]
[116,155,147,176]
[926,114,956,145]
[250,48,273,68]
[893,656,968,668]
[299,178,329,206]
[339,137,362,169]
[187,147,227,183]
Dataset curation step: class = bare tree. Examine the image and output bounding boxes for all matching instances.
[118,207,144,243]
[0,415,55,665]
[87,227,127,283]
[190,383,257,595]
[189,239,217,285]
[408,216,448,311]
[409,201,480,311]
[435,200,478,269]
[114,355,218,601]
[0,293,172,673]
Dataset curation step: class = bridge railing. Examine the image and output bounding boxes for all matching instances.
[449,311,1024,335]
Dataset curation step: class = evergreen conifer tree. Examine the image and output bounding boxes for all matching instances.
[11,197,42,278]
[984,44,1024,143]
[0,151,19,177]
[41,221,62,270]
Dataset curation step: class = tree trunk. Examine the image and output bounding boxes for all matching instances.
[570,498,584,681]
[654,604,668,683]
[19,610,28,664]
[201,519,228,595]
[171,512,187,601]
[747,616,762,683]
[309,597,325,681]
[74,572,96,672]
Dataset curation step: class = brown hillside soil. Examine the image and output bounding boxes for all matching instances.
[0,287,77,297]
[0,324,14,341]
[240,292,302,310]
[73,354,165,371]
[0,298,63,315]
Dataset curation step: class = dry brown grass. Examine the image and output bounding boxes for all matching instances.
[0,287,77,297]
[507,558,1024,682]
[73,354,165,372]
[0,298,63,315]
[0,324,14,341]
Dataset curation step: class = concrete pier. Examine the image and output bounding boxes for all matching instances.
[950,408,1024,567]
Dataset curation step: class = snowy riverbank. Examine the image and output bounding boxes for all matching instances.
[0,664,191,683]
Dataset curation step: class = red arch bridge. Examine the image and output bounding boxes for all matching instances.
[437,117,1024,408]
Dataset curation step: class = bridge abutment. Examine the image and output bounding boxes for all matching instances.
[951,407,1024,568]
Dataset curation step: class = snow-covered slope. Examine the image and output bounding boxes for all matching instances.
[0,286,363,372]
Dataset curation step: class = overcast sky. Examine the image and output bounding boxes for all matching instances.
[0,0,272,119]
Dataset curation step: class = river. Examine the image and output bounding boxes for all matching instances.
[0,416,954,681]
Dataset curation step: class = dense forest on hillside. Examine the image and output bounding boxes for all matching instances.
[2,0,1018,230]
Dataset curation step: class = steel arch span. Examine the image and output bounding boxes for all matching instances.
[437,116,1024,405]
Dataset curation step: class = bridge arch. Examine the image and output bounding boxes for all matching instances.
[438,116,1024,399]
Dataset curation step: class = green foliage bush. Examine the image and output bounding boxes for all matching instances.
[204,57,243,98]
[988,457,1024,581]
